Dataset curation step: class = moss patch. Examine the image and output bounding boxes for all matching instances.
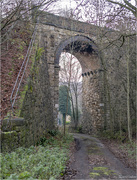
[90,166,117,178]
[87,142,102,155]
[89,172,100,178]
[2,131,18,138]
[93,167,108,171]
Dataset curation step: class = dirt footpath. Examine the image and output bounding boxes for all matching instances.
[66,133,136,180]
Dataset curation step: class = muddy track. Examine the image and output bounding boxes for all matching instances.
[67,133,136,180]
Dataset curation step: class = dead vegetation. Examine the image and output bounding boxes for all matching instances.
[1,22,33,119]
[100,138,136,171]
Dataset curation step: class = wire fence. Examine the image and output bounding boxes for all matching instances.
[10,17,39,116]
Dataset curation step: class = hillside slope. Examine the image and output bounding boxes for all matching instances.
[1,22,33,119]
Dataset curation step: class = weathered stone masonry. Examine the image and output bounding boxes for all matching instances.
[38,12,104,133]
[82,70,104,133]
[19,46,55,146]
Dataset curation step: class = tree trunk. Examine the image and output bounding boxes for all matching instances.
[75,90,79,129]
[63,113,66,135]
[127,37,132,142]
[70,93,76,128]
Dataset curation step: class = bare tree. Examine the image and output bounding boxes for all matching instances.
[1,0,58,42]
[59,52,82,129]
[106,0,137,18]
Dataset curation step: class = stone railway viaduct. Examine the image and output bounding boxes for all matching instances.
[2,11,114,150]
[37,12,105,133]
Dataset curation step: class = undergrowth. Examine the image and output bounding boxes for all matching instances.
[0,131,73,180]
[119,141,136,160]
[99,130,136,162]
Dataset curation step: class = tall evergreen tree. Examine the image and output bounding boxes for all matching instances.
[59,85,71,124]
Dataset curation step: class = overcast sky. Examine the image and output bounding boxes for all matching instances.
[49,0,136,13]
[57,0,77,9]
[47,0,77,14]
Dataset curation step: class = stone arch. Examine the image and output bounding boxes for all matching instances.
[54,35,103,133]
[55,35,98,62]
[55,35,100,73]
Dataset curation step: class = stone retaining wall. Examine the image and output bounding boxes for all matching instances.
[1,118,26,152]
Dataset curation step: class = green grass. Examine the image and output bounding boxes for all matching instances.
[0,132,73,180]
